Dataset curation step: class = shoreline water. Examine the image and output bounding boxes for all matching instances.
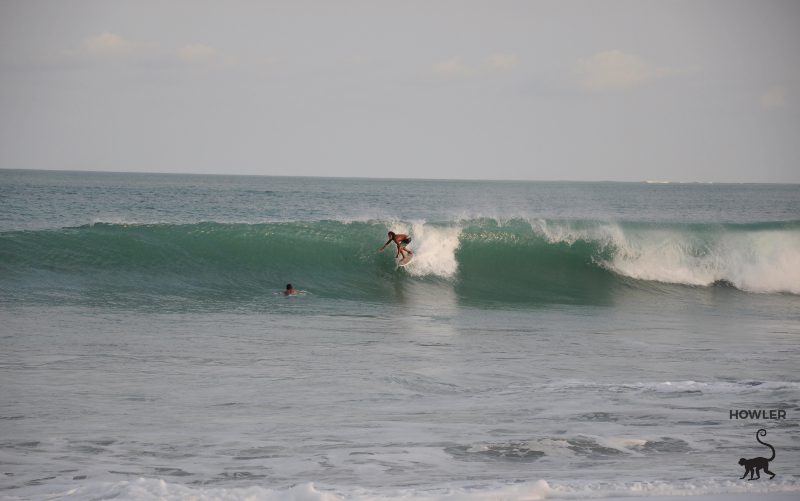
[19,478,800,500]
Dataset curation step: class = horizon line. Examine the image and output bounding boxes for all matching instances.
[1,167,798,185]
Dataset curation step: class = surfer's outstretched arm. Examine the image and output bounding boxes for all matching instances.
[378,239,392,252]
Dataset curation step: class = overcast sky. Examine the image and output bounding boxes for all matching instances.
[1,0,798,182]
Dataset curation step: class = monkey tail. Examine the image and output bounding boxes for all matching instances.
[756,429,775,461]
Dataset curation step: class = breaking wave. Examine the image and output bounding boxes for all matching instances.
[1,218,798,307]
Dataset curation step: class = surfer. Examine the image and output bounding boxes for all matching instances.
[284,283,298,296]
[378,231,413,260]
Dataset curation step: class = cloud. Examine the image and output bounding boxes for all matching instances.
[488,54,519,71]
[434,57,474,77]
[760,86,787,110]
[576,50,668,92]
[177,44,229,65]
[80,32,154,57]
[343,55,371,65]
[434,54,520,78]
[64,33,237,69]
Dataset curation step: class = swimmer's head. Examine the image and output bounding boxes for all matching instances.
[286,283,292,290]
[388,231,395,238]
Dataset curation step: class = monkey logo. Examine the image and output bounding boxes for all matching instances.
[738,429,776,480]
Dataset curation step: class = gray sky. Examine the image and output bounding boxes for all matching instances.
[1,0,798,182]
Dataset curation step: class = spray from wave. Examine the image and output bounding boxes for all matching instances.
[401,222,462,278]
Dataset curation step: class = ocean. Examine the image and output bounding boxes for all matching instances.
[1,169,798,500]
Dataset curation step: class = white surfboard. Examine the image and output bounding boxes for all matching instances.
[397,254,414,267]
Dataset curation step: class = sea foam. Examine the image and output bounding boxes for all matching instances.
[402,222,462,278]
[28,477,800,501]
[532,220,800,294]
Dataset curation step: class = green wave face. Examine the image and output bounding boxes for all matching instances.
[1,221,395,306]
[455,223,617,305]
[2,219,799,308]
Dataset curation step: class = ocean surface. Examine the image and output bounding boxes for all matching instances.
[1,169,799,500]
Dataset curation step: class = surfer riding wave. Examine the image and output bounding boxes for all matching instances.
[378,231,413,260]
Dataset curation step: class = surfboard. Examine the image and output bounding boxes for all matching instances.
[397,254,414,266]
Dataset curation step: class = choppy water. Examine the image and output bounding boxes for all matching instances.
[1,170,799,500]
